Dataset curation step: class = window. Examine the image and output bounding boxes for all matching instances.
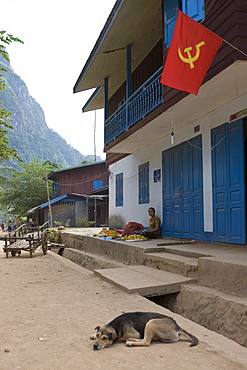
[139,162,149,204]
[164,0,204,47]
[53,182,59,192]
[116,173,123,207]
[93,180,104,190]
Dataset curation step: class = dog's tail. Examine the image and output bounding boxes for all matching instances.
[179,329,198,347]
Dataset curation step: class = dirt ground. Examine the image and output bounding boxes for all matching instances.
[0,238,246,370]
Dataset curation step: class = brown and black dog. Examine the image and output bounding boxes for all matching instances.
[90,312,198,350]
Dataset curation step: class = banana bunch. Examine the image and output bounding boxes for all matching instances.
[94,230,118,237]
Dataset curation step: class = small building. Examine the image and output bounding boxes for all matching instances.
[28,161,109,227]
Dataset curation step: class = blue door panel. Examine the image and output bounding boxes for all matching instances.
[215,209,226,237]
[229,126,242,186]
[162,135,203,239]
[230,207,242,238]
[163,151,172,236]
[214,131,226,189]
[173,150,180,192]
[216,192,225,204]
[193,195,200,206]
[193,209,202,235]
[212,120,245,244]
[181,146,190,192]
[174,210,180,235]
[192,142,202,191]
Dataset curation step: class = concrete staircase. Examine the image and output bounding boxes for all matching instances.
[59,231,247,348]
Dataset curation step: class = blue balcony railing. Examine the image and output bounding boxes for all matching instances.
[105,67,164,146]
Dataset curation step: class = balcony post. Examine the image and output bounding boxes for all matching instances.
[104,77,109,121]
[126,44,132,128]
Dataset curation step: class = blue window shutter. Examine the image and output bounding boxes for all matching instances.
[53,183,59,192]
[116,173,123,207]
[139,165,144,203]
[93,180,104,190]
[182,0,204,21]
[144,165,149,203]
[139,162,149,204]
[164,0,204,47]
[164,0,179,48]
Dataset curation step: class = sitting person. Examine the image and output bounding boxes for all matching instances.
[142,207,161,239]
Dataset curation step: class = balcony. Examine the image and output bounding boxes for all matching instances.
[104,67,164,146]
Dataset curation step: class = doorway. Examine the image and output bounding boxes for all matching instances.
[162,135,203,240]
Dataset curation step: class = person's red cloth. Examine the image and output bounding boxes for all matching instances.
[122,222,144,236]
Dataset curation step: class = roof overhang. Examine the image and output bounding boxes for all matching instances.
[74,0,162,111]
[26,193,106,215]
[92,185,109,195]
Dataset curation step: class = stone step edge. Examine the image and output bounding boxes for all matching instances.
[61,247,198,279]
[144,251,199,265]
[144,246,211,258]
[179,283,247,303]
[62,247,127,271]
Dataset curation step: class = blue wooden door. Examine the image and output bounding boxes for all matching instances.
[212,120,246,244]
[162,136,203,239]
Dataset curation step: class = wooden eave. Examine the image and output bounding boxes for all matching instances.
[73,0,162,111]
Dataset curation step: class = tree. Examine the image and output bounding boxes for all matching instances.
[81,159,93,165]
[0,158,58,216]
[0,161,18,219]
[43,160,63,170]
[0,30,23,161]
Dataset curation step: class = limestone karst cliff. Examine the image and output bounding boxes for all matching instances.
[0,55,99,167]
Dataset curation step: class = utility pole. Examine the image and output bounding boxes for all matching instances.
[46,174,53,227]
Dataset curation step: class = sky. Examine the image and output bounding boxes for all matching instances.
[1,0,116,160]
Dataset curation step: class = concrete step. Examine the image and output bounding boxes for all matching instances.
[94,265,196,297]
[62,247,125,271]
[144,251,199,278]
[197,256,247,298]
[144,245,212,258]
[58,242,199,278]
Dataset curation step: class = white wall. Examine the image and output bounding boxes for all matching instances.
[109,93,247,232]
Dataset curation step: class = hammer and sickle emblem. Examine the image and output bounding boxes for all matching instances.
[178,41,205,68]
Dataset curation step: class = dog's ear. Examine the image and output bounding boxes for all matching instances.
[110,328,117,340]
[94,326,101,332]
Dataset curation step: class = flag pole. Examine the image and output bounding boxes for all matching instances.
[222,39,247,57]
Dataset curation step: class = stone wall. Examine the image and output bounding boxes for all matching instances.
[52,203,76,226]
[170,284,247,348]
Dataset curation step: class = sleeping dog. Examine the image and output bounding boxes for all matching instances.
[90,312,198,350]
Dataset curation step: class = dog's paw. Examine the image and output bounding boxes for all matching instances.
[90,334,96,340]
[126,340,133,347]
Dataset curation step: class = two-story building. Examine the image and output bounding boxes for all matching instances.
[28,161,109,227]
[74,0,247,244]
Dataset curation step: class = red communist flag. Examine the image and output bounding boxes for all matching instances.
[160,10,223,95]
